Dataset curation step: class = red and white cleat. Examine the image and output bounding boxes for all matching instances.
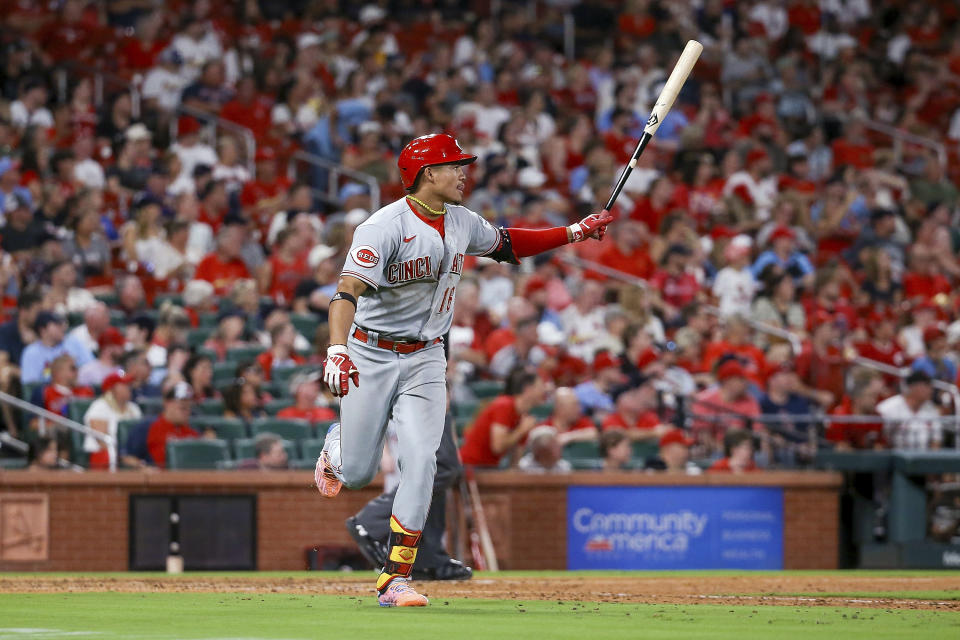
[314,451,342,498]
[378,578,429,607]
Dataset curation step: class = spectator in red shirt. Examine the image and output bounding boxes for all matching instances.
[853,309,905,378]
[460,367,550,467]
[645,429,699,474]
[601,376,669,442]
[650,244,700,320]
[595,220,655,280]
[42,354,94,417]
[256,322,305,381]
[701,315,766,382]
[707,429,759,473]
[539,387,598,445]
[194,223,251,296]
[794,312,848,408]
[631,176,676,235]
[240,147,291,228]
[691,360,762,450]
[258,226,309,306]
[146,381,200,469]
[827,368,887,450]
[831,119,875,169]
[902,251,952,303]
[277,370,337,423]
[220,75,273,139]
[119,12,167,73]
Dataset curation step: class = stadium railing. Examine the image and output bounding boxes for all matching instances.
[0,389,117,471]
[286,150,382,211]
[554,253,804,352]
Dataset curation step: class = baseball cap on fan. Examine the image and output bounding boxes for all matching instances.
[164,381,194,401]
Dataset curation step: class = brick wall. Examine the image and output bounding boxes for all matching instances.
[0,470,841,571]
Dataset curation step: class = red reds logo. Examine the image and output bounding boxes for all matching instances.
[351,245,380,268]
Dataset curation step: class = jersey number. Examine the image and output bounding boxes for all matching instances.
[437,286,456,314]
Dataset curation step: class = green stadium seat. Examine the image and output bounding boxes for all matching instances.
[213,362,237,386]
[166,439,230,470]
[68,398,95,424]
[138,397,164,416]
[0,457,28,470]
[632,441,659,461]
[234,437,298,461]
[191,417,248,443]
[272,365,313,385]
[187,327,215,347]
[468,380,504,399]
[21,382,43,402]
[290,313,319,339]
[563,441,600,460]
[300,438,326,462]
[530,403,553,420]
[263,398,290,415]
[226,345,266,363]
[95,293,119,307]
[569,458,604,471]
[452,401,482,436]
[117,419,142,454]
[195,398,225,416]
[250,418,312,441]
[198,312,219,328]
[69,428,89,467]
[196,347,219,363]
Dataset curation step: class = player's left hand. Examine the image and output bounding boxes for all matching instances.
[568,210,614,242]
[322,345,360,397]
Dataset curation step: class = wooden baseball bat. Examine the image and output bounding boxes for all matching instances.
[465,467,499,571]
[604,40,703,212]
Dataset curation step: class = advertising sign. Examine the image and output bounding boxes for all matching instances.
[567,486,783,569]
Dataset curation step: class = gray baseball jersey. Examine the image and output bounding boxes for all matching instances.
[341,197,500,340]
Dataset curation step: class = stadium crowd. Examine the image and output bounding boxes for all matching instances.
[0,0,959,473]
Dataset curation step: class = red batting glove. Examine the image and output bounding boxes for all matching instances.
[568,210,614,242]
[323,345,360,397]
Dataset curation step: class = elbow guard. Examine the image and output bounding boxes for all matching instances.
[487,227,520,265]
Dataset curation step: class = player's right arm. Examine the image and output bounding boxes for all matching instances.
[324,224,393,397]
[323,275,367,398]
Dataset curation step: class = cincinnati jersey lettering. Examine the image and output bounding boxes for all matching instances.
[387,256,433,284]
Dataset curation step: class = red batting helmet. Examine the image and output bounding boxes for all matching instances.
[397,134,477,190]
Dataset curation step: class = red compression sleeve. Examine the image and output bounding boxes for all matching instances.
[507,227,569,258]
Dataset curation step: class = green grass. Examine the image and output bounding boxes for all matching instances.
[1,593,958,640]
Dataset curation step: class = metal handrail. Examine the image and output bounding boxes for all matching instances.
[553,253,804,352]
[53,63,141,119]
[286,150,381,210]
[846,115,948,172]
[173,104,257,176]
[0,390,116,471]
[852,355,960,449]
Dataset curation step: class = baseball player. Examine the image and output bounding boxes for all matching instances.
[316,133,612,607]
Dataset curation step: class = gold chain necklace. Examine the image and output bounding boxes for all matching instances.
[406,195,446,216]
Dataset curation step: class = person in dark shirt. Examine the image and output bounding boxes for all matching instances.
[759,361,813,440]
[0,289,42,366]
[0,191,43,255]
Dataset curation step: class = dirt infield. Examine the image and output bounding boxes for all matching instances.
[1,574,958,610]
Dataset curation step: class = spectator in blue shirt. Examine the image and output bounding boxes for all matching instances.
[573,351,626,417]
[20,311,94,384]
[751,226,815,290]
[911,327,957,387]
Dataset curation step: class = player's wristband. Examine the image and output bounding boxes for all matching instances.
[330,291,357,308]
